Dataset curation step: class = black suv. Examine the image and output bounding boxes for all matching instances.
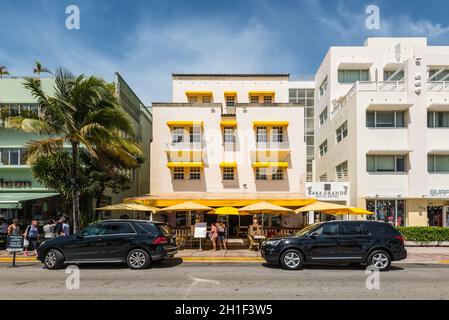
[37,220,178,270]
[261,221,407,271]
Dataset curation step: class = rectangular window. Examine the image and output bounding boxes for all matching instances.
[225,95,235,107]
[429,69,449,81]
[250,95,259,104]
[189,126,201,143]
[171,127,184,143]
[222,167,235,181]
[173,167,184,180]
[319,76,328,97]
[367,155,407,172]
[256,127,267,143]
[336,161,348,181]
[188,96,198,103]
[366,199,406,227]
[428,111,449,128]
[223,127,235,144]
[384,70,405,81]
[428,155,449,173]
[271,126,283,143]
[336,121,348,143]
[319,174,327,182]
[319,140,328,157]
[263,96,273,104]
[367,111,405,128]
[255,168,268,180]
[189,167,201,180]
[202,96,211,104]
[338,69,370,83]
[272,168,284,181]
[319,107,328,126]
[0,148,22,166]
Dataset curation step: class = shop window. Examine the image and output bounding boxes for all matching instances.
[428,155,449,173]
[336,121,348,143]
[367,155,406,172]
[222,167,235,181]
[189,167,201,180]
[173,167,184,180]
[338,69,370,83]
[367,111,405,128]
[428,111,449,128]
[366,199,405,226]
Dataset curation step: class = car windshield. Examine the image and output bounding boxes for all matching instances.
[295,224,320,237]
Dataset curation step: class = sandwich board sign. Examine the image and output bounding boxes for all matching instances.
[6,235,24,252]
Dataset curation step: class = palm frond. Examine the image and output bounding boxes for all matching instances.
[25,138,65,164]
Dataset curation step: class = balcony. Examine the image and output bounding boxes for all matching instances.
[255,141,290,150]
[166,141,204,151]
[428,81,449,92]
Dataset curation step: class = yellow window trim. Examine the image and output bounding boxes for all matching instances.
[167,121,204,127]
[224,91,237,96]
[252,162,289,168]
[220,120,237,126]
[185,91,213,96]
[219,162,238,168]
[253,121,289,127]
[167,162,204,168]
[248,91,276,95]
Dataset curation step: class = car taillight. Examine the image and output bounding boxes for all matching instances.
[153,236,169,244]
[395,235,404,244]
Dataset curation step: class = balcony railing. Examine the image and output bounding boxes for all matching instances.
[357,81,405,92]
[222,105,236,116]
[166,141,204,151]
[255,141,290,150]
[428,81,449,92]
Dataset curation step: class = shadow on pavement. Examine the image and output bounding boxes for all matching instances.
[262,263,404,272]
[73,258,184,270]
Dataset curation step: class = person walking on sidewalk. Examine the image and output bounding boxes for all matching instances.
[0,218,8,237]
[43,219,56,239]
[54,217,64,237]
[23,220,39,256]
[62,218,70,236]
[7,219,20,235]
[217,221,228,251]
[209,223,218,251]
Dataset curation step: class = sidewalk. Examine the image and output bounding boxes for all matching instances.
[2,247,449,264]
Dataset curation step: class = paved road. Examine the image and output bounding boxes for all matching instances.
[0,260,448,300]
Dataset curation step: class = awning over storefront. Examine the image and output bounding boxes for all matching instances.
[0,192,59,209]
[125,193,316,208]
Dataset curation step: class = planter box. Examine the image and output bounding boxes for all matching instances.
[405,241,449,247]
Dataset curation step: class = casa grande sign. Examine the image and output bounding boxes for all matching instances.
[306,182,350,202]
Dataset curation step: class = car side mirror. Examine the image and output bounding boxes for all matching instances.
[308,232,320,239]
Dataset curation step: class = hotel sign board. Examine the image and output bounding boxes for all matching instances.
[429,189,449,199]
[306,182,350,202]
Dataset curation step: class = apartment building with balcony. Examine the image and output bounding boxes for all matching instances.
[314,37,449,227]
[148,74,312,232]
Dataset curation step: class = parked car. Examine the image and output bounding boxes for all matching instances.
[261,221,407,271]
[37,220,178,270]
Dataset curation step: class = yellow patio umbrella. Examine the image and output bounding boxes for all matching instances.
[295,201,348,213]
[95,203,160,221]
[239,201,293,215]
[158,201,213,212]
[207,207,250,216]
[324,207,374,216]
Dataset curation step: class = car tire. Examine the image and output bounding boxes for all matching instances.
[280,249,304,270]
[127,249,151,270]
[368,250,391,271]
[44,249,65,270]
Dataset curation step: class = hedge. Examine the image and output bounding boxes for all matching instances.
[396,227,449,242]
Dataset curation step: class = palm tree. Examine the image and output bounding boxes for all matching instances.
[0,66,9,78]
[6,68,142,233]
[33,61,51,78]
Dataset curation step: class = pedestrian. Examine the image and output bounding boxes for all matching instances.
[23,220,39,256]
[0,218,8,237]
[209,222,218,251]
[62,218,70,236]
[54,217,64,237]
[217,221,227,250]
[43,219,56,239]
[7,219,21,235]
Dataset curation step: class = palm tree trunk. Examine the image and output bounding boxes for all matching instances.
[71,141,81,233]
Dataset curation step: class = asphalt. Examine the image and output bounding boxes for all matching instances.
[0,260,448,300]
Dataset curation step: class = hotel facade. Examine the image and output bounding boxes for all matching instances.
[147,74,314,232]
[314,37,449,227]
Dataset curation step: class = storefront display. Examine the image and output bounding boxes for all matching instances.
[366,199,405,226]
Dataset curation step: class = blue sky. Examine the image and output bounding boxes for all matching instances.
[1,0,449,104]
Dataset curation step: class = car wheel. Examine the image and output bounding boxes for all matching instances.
[280,249,304,270]
[44,249,65,270]
[368,250,391,271]
[127,249,151,270]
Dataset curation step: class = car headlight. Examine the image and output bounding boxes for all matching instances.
[264,240,282,246]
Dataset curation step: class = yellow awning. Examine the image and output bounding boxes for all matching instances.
[220,120,237,126]
[253,121,289,127]
[252,162,289,168]
[249,91,275,95]
[208,207,250,216]
[325,207,374,216]
[219,162,237,168]
[224,91,237,95]
[185,91,213,95]
[167,162,204,168]
[167,121,203,127]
